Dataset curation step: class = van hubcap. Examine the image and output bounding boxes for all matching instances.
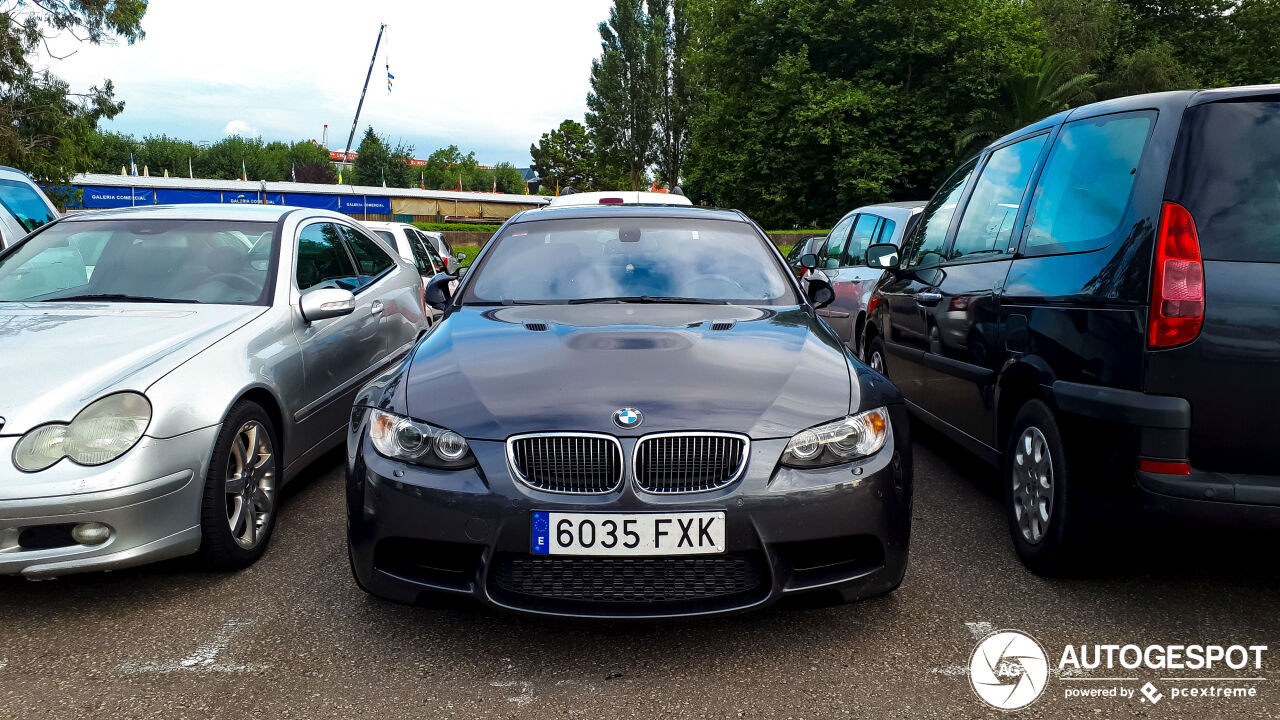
[225,421,276,550]
[870,349,885,373]
[1012,426,1053,544]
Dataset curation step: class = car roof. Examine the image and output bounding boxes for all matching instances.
[835,200,927,224]
[546,190,693,208]
[510,204,746,224]
[59,204,305,223]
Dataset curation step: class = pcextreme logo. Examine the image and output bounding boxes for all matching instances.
[969,630,1050,710]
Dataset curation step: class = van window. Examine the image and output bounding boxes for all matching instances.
[844,214,881,266]
[1168,101,1280,263]
[1023,112,1154,255]
[903,159,977,268]
[950,134,1047,260]
[818,214,856,269]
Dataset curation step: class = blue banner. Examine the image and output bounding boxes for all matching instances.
[340,195,391,214]
[223,191,266,205]
[155,188,222,205]
[281,193,341,211]
[80,186,154,208]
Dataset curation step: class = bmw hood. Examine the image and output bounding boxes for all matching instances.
[403,304,854,440]
[0,302,264,435]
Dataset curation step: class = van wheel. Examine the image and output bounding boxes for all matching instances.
[867,336,888,376]
[1004,400,1078,575]
[198,401,281,570]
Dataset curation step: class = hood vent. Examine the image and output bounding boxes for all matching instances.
[709,320,737,331]
[523,322,549,332]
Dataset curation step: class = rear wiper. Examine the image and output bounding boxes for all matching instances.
[568,296,730,305]
[43,293,189,304]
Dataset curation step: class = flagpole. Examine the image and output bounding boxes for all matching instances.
[343,23,388,163]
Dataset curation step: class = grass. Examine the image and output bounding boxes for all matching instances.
[777,245,794,256]
[768,228,829,235]
[414,222,502,233]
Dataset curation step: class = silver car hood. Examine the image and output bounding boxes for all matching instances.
[0,302,264,435]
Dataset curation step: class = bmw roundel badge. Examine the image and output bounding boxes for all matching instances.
[612,407,643,429]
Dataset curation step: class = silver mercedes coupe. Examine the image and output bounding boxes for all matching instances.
[0,204,431,577]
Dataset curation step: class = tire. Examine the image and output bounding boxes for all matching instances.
[1004,399,1078,575]
[866,335,888,376]
[198,401,281,570]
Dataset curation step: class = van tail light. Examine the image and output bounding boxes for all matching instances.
[1148,202,1204,348]
[1139,458,1191,475]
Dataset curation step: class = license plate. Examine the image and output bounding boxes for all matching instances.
[530,511,725,556]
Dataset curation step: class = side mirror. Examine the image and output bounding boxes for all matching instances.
[865,243,901,270]
[456,252,468,261]
[799,253,818,270]
[299,288,355,323]
[806,276,835,310]
[457,266,469,279]
[424,272,458,311]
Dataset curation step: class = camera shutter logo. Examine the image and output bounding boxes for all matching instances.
[969,630,1049,710]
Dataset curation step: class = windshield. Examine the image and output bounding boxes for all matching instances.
[0,178,56,234]
[463,217,796,305]
[0,219,277,304]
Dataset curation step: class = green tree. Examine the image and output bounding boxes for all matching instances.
[529,119,597,192]
[199,135,273,181]
[956,51,1097,153]
[134,134,202,177]
[288,141,337,183]
[683,0,1040,227]
[492,162,525,194]
[423,144,477,190]
[586,0,661,189]
[352,127,390,186]
[650,0,693,186]
[0,1,147,198]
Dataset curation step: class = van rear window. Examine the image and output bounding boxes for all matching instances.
[1169,101,1280,263]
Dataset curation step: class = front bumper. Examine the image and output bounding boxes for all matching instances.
[0,426,219,577]
[347,407,913,618]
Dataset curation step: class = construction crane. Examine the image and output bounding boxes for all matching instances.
[343,23,387,162]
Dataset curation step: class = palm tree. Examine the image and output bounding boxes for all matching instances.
[956,52,1097,153]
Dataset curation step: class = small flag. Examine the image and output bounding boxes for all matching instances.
[419,171,425,190]
[524,180,529,195]
[337,165,343,185]
[386,67,394,94]
[457,175,462,192]
[492,176,497,193]
[188,157,193,179]
[142,165,149,177]
[241,160,248,182]
[130,154,138,176]
[381,168,386,188]
[291,163,297,183]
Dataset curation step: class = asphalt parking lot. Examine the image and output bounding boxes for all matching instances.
[2,426,1278,720]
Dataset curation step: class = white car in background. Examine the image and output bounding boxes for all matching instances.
[361,221,447,283]
[0,165,59,248]
[546,190,693,208]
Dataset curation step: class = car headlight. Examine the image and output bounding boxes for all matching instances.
[781,407,891,468]
[13,393,152,472]
[368,409,475,469]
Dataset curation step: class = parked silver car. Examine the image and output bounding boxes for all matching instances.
[0,165,59,249]
[418,229,466,274]
[0,204,430,577]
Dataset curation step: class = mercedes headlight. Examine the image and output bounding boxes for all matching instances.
[13,393,152,472]
[368,409,475,469]
[781,407,890,468]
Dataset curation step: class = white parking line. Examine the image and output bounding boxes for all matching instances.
[490,680,534,706]
[118,619,265,674]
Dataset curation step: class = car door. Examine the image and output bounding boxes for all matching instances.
[924,133,1050,447]
[820,213,883,349]
[875,159,978,400]
[292,220,380,440]
[812,213,856,336]
[338,222,420,361]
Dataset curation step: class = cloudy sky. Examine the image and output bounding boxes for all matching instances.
[45,0,612,167]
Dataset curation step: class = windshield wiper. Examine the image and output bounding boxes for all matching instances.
[464,299,551,307]
[567,296,730,305]
[42,293,190,304]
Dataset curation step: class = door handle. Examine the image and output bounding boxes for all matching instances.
[818,308,850,318]
[370,300,384,315]
[914,291,942,307]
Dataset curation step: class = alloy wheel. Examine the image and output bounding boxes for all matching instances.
[1012,426,1053,544]
[224,420,277,550]
[870,349,885,373]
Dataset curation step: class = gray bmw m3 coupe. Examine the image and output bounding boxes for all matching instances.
[346,205,912,618]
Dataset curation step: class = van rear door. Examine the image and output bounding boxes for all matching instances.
[1148,97,1280,475]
